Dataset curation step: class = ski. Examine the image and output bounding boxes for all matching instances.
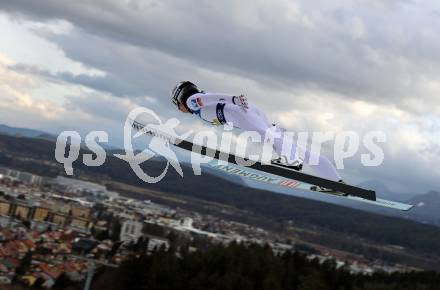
[130,120,413,211]
[208,160,413,211]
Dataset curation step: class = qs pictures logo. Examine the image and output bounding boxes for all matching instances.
[114,107,192,183]
[54,107,193,183]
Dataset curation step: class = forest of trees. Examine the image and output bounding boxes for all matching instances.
[91,243,440,290]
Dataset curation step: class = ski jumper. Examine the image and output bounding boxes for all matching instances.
[186,92,342,181]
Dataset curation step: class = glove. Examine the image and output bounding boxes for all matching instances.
[237,94,249,112]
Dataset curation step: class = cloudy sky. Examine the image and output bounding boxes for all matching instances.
[0,0,439,193]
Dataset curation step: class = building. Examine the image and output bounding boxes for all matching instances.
[52,214,67,226]
[0,200,11,216]
[148,238,169,252]
[14,204,31,219]
[71,205,91,219]
[180,217,193,228]
[33,207,50,222]
[50,176,107,195]
[0,167,44,185]
[120,220,143,242]
[70,218,89,230]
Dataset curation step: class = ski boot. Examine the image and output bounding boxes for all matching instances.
[310,180,348,196]
[271,156,303,171]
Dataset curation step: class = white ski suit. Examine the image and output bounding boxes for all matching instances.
[186,92,342,181]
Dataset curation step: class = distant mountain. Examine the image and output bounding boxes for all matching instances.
[0,124,120,150]
[357,180,417,202]
[0,124,54,139]
[404,191,440,225]
[409,191,440,207]
[358,180,391,195]
[355,181,440,226]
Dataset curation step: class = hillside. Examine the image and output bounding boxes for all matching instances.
[0,124,52,139]
[1,133,440,269]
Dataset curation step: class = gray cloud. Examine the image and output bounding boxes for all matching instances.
[2,0,440,111]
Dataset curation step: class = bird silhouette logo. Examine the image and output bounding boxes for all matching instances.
[115,107,192,183]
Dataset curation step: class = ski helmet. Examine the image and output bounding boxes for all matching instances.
[171,81,200,109]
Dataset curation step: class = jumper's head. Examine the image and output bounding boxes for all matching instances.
[171,81,200,113]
